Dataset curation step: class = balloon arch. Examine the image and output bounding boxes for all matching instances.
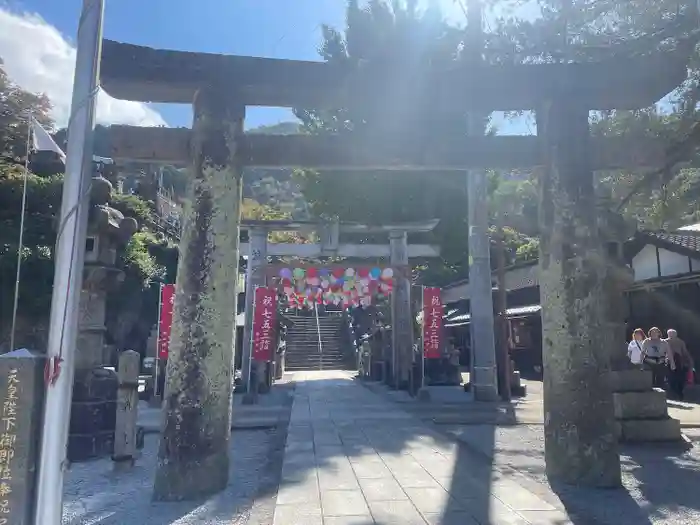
[265,264,407,309]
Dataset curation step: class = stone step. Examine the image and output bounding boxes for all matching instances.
[613,389,669,420]
[615,417,684,442]
[610,369,653,393]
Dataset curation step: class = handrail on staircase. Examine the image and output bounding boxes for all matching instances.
[314,302,323,370]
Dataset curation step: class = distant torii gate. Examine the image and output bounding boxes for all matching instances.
[238,219,441,393]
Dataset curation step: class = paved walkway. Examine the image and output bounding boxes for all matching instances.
[273,371,570,525]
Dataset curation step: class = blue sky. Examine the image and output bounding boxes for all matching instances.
[2,0,535,133]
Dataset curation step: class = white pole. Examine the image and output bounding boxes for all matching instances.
[34,2,103,524]
[9,115,33,352]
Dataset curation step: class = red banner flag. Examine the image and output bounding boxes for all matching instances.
[422,287,443,359]
[158,284,176,359]
[253,287,277,362]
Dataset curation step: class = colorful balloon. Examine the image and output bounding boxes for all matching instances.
[345,268,355,277]
[293,267,305,279]
[370,267,381,279]
[306,267,318,278]
[279,267,292,279]
[381,267,394,280]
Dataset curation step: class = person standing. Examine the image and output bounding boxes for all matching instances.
[642,327,671,389]
[664,328,694,401]
[628,328,646,368]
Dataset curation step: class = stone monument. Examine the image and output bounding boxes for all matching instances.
[0,349,45,524]
[68,176,138,462]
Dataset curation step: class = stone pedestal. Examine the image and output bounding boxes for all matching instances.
[610,370,686,443]
[538,101,620,487]
[0,349,45,525]
[153,88,243,501]
[113,350,141,470]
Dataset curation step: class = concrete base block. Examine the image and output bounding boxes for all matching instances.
[241,393,257,405]
[417,388,431,402]
[616,417,683,442]
[511,384,527,398]
[613,389,668,420]
[510,370,522,388]
[610,369,653,393]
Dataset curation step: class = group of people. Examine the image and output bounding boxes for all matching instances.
[628,327,695,400]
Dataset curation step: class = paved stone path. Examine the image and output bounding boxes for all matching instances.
[273,371,571,525]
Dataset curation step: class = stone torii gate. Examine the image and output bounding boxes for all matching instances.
[238,218,441,393]
[99,37,689,499]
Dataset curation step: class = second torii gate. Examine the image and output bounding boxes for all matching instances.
[238,219,441,392]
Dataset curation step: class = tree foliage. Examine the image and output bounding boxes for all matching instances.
[294,0,483,285]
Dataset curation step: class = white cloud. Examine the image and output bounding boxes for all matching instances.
[0,8,167,128]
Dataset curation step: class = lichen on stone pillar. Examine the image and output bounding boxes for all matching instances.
[538,100,621,488]
[153,86,244,501]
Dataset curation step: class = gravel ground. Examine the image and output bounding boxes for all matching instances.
[62,381,294,525]
[62,428,282,525]
[443,424,700,525]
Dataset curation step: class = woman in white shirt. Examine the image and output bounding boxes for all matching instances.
[627,328,645,367]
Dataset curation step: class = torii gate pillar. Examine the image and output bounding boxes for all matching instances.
[241,228,268,393]
[538,100,620,487]
[153,88,244,501]
[390,230,414,389]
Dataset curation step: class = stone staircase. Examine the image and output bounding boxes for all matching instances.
[284,313,352,371]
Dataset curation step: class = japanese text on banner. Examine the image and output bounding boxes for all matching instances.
[158,284,176,359]
[253,288,277,362]
[422,287,443,359]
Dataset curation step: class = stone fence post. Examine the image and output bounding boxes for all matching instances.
[112,350,140,471]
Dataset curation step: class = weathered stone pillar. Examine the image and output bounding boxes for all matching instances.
[538,101,621,487]
[241,228,268,393]
[113,350,140,471]
[468,164,499,401]
[153,87,244,501]
[390,231,413,389]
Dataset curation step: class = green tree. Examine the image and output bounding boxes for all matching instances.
[0,59,54,163]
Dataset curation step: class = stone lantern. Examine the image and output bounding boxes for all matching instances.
[67,175,138,461]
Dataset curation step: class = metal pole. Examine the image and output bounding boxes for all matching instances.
[465,0,498,401]
[246,285,258,393]
[314,300,323,370]
[34,2,103,523]
[9,114,33,352]
[154,283,163,398]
